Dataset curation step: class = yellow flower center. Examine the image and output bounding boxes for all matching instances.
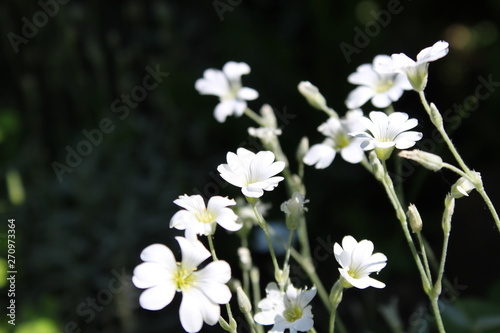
[334,132,351,150]
[375,80,394,93]
[195,210,216,224]
[173,264,196,291]
[284,304,303,323]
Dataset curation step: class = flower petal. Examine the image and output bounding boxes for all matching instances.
[195,261,232,304]
[340,140,364,164]
[416,41,449,63]
[138,283,176,310]
[303,143,336,169]
[214,100,238,123]
[238,87,259,100]
[195,69,229,97]
[346,86,374,109]
[133,262,170,289]
[223,61,250,81]
[176,237,210,269]
[180,288,220,332]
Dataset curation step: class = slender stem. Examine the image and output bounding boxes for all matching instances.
[417,91,470,174]
[416,232,432,282]
[207,235,218,261]
[430,297,446,333]
[309,327,319,333]
[441,162,468,178]
[379,162,432,292]
[252,204,281,274]
[476,186,500,232]
[283,228,295,270]
[244,107,265,127]
[329,306,338,333]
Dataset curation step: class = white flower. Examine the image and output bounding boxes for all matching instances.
[334,235,387,289]
[303,109,366,168]
[170,195,241,240]
[346,55,412,109]
[195,61,259,122]
[254,282,316,333]
[217,148,285,198]
[375,41,449,91]
[281,192,309,216]
[132,237,232,333]
[349,111,423,160]
[248,127,282,144]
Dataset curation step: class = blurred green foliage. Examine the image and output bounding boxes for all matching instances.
[0,0,499,332]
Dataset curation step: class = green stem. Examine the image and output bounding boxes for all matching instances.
[283,228,295,270]
[379,162,432,293]
[207,235,218,261]
[418,91,500,233]
[244,107,265,127]
[416,232,432,283]
[252,204,281,275]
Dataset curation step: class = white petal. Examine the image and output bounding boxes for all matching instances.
[371,93,392,108]
[214,100,238,123]
[195,69,229,96]
[416,41,449,63]
[180,288,220,332]
[303,144,336,169]
[340,141,364,164]
[140,243,176,268]
[176,237,210,269]
[232,99,247,117]
[170,210,192,230]
[390,53,417,70]
[242,184,265,198]
[341,235,358,254]
[196,261,232,304]
[238,87,259,100]
[395,131,423,149]
[254,310,278,325]
[223,61,250,81]
[133,262,170,289]
[347,64,380,86]
[139,284,176,310]
[346,86,374,109]
[174,195,206,214]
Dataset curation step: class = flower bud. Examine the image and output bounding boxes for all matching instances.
[399,149,443,171]
[296,136,309,164]
[238,247,252,272]
[298,81,328,111]
[429,103,443,128]
[442,194,455,234]
[451,172,480,199]
[281,192,309,230]
[259,104,278,129]
[407,204,423,232]
[236,286,252,313]
[275,267,289,289]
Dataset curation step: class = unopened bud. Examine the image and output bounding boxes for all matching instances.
[238,247,252,271]
[275,267,290,289]
[259,104,278,129]
[451,172,480,199]
[298,81,329,111]
[407,204,423,232]
[429,103,443,128]
[281,192,309,230]
[442,194,455,234]
[399,149,443,171]
[236,286,252,313]
[296,136,309,163]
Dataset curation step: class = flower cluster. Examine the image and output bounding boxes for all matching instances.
[130,40,477,333]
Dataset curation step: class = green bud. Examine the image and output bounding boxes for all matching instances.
[275,267,290,289]
[399,149,443,171]
[236,286,252,313]
[281,192,309,230]
[429,103,443,128]
[407,204,423,233]
[296,136,309,164]
[442,194,455,234]
[451,172,480,199]
[259,104,278,129]
[238,247,252,272]
[298,81,328,111]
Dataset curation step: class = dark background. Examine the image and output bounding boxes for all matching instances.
[1,0,500,332]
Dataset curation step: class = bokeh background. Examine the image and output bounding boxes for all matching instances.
[1,0,500,332]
